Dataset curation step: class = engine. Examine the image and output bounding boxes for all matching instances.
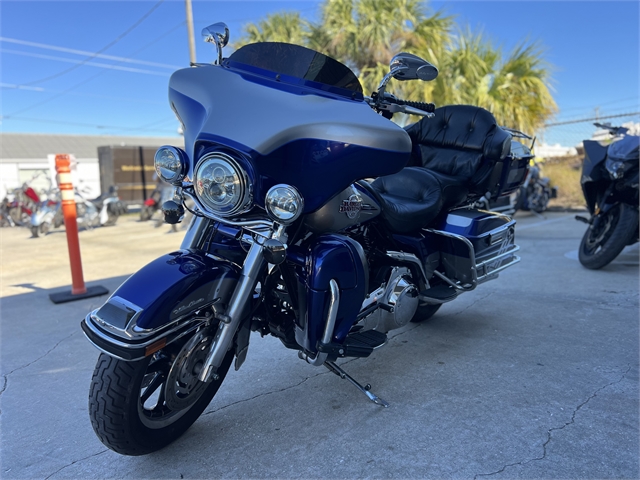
[358,267,419,333]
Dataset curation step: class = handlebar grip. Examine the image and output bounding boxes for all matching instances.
[396,99,436,113]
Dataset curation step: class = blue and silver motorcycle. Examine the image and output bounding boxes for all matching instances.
[82,23,529,455]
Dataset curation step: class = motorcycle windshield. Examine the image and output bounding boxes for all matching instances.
[226,42,363,95]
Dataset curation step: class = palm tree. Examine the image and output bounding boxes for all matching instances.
[235,0,556,133]
[237,12,310,45]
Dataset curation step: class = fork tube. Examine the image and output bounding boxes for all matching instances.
[199,239,266,382]
[181,215,211,250]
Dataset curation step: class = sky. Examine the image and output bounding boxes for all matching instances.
[1,0,638,148]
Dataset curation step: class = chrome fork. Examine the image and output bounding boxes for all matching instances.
[197,223,287,383]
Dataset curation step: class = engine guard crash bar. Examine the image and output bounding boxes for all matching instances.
[425,228,521,292]
[298,278,340,366]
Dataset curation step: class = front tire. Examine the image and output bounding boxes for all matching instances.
[579,203,639,270]
[89,333,234,456]
[30,226,39,238]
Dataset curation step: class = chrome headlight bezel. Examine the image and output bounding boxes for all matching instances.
[193,152,253,217]
[154,146,188,185]
[265,184,304,225]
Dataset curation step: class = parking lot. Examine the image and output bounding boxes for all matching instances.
[1,211,638,479]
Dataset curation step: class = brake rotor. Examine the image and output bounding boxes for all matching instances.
[164,331,212,411]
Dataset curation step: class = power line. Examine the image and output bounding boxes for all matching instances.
[24,0,166,86]
[558,96,640,114]
[1,114,178,133]
[1,83,166,106]
[2,49,170,76]
[545,112,640,127]
[551,105,640,123]
[3,21,184,118]
[0,37,181,69]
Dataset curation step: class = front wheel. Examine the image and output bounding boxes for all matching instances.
[579,203,639,270]
[89,331,234,455]
[30,225,39,238]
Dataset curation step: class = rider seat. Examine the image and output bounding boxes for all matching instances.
[368,106,513,234]
[369,167,443,234]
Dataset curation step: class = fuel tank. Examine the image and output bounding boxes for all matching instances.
[304,182,381,233]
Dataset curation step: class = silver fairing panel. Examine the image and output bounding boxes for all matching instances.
[168,65,411,162]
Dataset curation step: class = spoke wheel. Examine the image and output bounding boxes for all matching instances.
[89,329,234,455]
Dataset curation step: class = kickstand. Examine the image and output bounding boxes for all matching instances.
[324,361,389,407]
[531,210,546,220]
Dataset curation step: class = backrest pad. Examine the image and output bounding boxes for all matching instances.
[405,105,511,184]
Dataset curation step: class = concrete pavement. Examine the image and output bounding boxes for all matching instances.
[0,212,638,479]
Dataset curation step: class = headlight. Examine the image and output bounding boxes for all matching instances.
[194,153,252,216]
[154,146,188,184]
[265,184,304,224]
[605,157,626,179]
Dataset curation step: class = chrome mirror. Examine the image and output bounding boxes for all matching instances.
[202,22,229,65]
[377,52,438,97]
[389,53,438,81]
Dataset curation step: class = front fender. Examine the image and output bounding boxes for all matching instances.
[81,249,240,361]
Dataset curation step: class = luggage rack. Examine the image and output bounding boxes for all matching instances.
[424,228,521,292]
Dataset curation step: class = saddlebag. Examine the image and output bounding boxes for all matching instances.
[424,209,520,288]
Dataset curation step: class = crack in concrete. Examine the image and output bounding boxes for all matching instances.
[0,331,77,413]
[473,363,633,479]
[452,292,494,317]
[43,448,109,480]
[203,357,361,416]
[202,327,422,416]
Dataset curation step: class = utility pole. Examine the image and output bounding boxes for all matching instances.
[185,0,196,65]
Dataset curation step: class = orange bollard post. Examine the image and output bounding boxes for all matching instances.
[49,154,108,304]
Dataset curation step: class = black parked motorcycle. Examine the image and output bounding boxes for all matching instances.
[576,123,639,269]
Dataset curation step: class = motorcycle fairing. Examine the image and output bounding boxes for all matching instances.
[291,235,368,352]
[81,250,240,360]
[169,65,411,212]
[608,134,640,161]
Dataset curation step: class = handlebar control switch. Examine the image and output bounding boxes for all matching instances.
[162,200,185,224]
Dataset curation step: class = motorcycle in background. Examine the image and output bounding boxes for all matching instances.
[30,189,63,237]
[75,185,126,229]
[139,184,164,221]
[0,196,17,227]
[514,159,557,214]
[576,122,639,269]
[5,183,41,226]
[82,23,530,456]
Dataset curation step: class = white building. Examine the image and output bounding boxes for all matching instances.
[0,133,182,200]
[535,143,578,158]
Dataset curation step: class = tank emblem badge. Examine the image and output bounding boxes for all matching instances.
[339,194,363,219]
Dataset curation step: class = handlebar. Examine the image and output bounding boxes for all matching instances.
[394,99,436,113]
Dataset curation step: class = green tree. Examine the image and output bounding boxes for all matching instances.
[235,0,556,133]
